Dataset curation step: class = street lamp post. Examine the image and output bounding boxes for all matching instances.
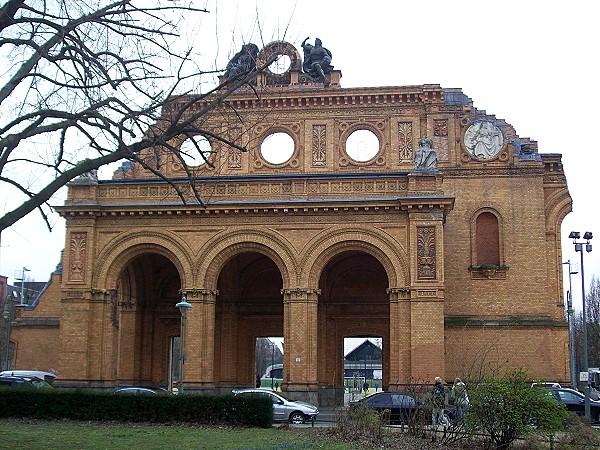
[271,341,275,391]
[2,301,11,371]
[563,260,578,390]
[569,231,593,420]
[175,296,192,394]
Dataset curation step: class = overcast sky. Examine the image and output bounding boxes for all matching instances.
[1,1,598,313]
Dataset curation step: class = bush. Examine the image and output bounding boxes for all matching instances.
[0,388,273,427]
[465,369,570,450]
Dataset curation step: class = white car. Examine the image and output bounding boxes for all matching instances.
[0,370,56,385]
[232,388,319,424]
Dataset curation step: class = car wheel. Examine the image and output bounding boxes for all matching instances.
[289,411,305,424]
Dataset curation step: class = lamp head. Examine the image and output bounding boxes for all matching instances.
[176,296,192,316]
[569,231,580,240]
[584,231,593,241]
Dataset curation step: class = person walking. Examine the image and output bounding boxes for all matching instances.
[432,377,448,429]
[451,377,469,423]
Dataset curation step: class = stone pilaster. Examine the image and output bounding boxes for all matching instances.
[407,208,447,383]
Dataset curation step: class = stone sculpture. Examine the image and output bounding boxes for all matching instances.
[301,37,333,86]
[414,136,438,171]
[224,43,259,80]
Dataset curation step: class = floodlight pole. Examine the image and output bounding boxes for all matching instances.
[570,231,593,420]
[18,267,30,306]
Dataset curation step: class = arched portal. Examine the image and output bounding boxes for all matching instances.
[114,252,182,389]
[317,250,390,406]
[214,251,284,391]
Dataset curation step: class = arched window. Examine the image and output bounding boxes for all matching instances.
[475,211,500,266]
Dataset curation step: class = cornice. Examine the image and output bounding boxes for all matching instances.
[167,84,453,114]
[57,195,455,219]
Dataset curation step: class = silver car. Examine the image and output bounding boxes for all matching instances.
[232,388,319,424]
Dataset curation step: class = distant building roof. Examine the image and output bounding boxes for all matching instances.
[7,281,47,306]
[345,340,382,362]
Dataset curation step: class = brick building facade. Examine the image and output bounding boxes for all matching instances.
[10,41,572,406]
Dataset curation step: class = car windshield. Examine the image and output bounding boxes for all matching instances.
[30,379,52,389]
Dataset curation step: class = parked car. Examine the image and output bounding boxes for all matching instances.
[0,370,56,385]
[115,387,173,396]
[350,391,428,424]
[532,382,561,389]
[549,388,600,422]
[0,375,53,389]
[232,388,319,424]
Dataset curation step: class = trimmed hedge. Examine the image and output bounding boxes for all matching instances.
[0,388,273,428]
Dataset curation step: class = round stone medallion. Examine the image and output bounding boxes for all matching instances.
[463,121,504,160]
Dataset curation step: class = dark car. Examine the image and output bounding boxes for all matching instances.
[549,388,600,422]
[0,375,53,389]
[232,388,319,424]
[350,391,427,425]
[115,387,173,396]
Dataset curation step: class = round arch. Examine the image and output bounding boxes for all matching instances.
[196,229,296,289]
[300,228,408,288]
[544,188,573,232]
[93,230,194,290]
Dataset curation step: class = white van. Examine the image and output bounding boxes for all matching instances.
[0,370,57,385]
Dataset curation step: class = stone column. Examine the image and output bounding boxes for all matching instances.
[282,288,320,405]
[182,288,217,392]
[387,287,411,390]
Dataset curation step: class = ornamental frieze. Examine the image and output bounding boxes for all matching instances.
[94,178,410,202]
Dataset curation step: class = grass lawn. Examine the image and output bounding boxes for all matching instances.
[0,420,353,450]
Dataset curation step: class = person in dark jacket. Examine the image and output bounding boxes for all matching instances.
[432,377,449,428]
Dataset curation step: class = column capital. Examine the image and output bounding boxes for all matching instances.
[281,288,321,303]
[180,288,219,303]
[387,287,411,301]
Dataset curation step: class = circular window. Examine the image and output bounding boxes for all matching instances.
[180,135,212,167]
[345,129,380,162]
[261,132,295,165]
[268,54,291,75]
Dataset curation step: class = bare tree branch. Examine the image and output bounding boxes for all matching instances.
[0,0,272,233]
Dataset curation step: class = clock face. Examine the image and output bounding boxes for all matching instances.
[463,121,504,160]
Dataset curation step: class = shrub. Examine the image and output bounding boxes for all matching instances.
[0,388,273,427]
[465,369,570,450]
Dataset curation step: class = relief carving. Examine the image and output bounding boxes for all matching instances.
[433,119,449,161]
[398,122,413,162]
[312,125,327,166]
[227,127,242,168]
[69,232,87,282]
[417,226,436,279]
